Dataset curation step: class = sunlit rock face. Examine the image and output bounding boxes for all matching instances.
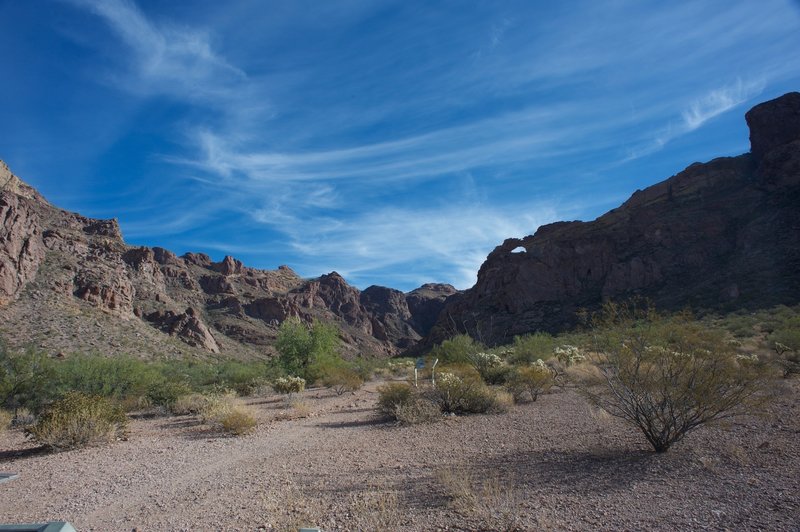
[0,161,456,358]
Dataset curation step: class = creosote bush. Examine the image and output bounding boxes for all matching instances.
[322,366,364,395]
[26,392,128,451]
[505,360,555,403]
[581,300,770,453]
[377,383,413,418]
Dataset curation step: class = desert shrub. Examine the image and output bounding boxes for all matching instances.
[276,399,312,420]
[212,360,271,396]
[26,392,127,451]
[505,361,555,403]
[376,383,413,418]
[510,332,556,364]
[322,366,364,395]
[428,372,498,414]
[170,393,212,415]
[199,392,257,435]
[273,376,306,395]
[0,346,56,418]
[54,353,161,402]
[146,379,193,409]
[430,334,484,365]
[393,396,441,425]
[276,318,341,381]
[0,409,11,432]
[769,320,800,378]
[581,300,769,453]
[218,408,258,435]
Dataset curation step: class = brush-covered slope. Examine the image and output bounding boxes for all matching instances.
[0,162,456,359]
[424,92,800,347]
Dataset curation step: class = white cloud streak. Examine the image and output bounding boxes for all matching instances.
[65,0,246,101]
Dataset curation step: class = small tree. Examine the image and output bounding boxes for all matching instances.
[430,334,483,365]
[582,301,768,453]
[276,318,340,381]
[0,345,56,419]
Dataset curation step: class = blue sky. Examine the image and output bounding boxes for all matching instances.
[1,1,799,291]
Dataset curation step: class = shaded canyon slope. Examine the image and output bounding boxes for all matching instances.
[0,164,456,359]
[422,92,800,348]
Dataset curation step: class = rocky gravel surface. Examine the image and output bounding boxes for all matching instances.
[1,380,799,531]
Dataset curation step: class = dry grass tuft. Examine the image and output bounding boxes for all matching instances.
[350,488,402,529]
[275,399,312,421]
[437,467,524,531]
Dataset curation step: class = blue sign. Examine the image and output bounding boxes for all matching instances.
[415,358,425,369]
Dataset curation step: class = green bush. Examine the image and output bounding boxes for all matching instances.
[0,346,56,417]
[377,383,413,418]
[276,319,341,381]
[505,362,555,403]
[510,332,556,365]
[581,301,770,453]
[26,392,128,451]
[322,366,364,395]
[55,354,161,402]
[146,380,193,409]
[430,334,484,365]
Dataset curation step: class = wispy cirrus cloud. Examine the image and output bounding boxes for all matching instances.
[64,0,246,102]
[681,79,766,131]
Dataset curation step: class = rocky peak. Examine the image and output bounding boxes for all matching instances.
[213,255,244,276]
[746,92,800,160]
[0,160,43,202]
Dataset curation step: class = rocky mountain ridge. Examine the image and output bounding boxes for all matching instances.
[421,92,800,348]
[0,163,456,358]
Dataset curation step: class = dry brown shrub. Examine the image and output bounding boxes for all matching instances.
[0,409,12,432]
[200,392,257,435]
[394,396,441,425]
[218,408,257,435]
[26,392,128,451]
[275,399,312,420]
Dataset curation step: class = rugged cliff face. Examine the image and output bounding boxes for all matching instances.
[424,92,800,347]
[0,163,456,359]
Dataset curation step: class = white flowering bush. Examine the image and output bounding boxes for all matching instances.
[273,376,306,395]
[554,345,585,366]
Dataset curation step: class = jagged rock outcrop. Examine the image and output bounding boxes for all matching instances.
[145,307,220,353]
[0,161,453,358]
[424,92,800,347]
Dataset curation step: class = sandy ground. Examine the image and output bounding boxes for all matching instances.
[1,380,799,531]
